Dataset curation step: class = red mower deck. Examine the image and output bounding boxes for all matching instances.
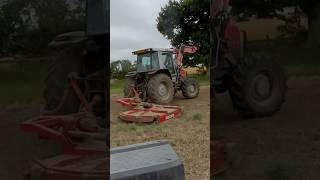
[116,98,182,123]
[20,112,107,180]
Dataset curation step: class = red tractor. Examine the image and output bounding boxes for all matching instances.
[211,0,286,117]
[210,0,286,176]
[124,45,200,104]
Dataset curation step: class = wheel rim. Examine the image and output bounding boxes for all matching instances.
[251,73,272,101]
[158,83,169,99]
[187,84,197,96]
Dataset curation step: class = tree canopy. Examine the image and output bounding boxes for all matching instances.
[231,0,320,44]
[157,0,320,61]
[0,0,85,56]
[157,0,210,68]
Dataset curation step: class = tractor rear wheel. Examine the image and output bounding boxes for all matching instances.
[229,54,286,117]
[182,79,200,99]
[123,77,136,98]
[147,74,174,104]
[43,44,84,114]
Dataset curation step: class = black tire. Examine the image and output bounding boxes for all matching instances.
[182,79,200,99]
[229,54,286,117]
[123,77,136,98]
[43,44,84,114]
[147,74,174,104]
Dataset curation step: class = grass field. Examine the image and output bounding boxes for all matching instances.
[110,86,210,180]
[1,42,319,105]
[247,40,320,76]
[110,74,210,95]
[0,61,47,105]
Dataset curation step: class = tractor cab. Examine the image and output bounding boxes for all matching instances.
[133,48,177,77]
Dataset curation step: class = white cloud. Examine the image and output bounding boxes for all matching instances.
[110,0,171,61]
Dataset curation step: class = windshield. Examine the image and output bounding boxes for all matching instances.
[136,52,159,72]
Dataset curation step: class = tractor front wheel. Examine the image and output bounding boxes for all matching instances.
[182,79,200,99]
[147,74,174,104]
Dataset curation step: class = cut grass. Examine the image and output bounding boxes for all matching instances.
[192,112,203,121]
[110,87,211,180]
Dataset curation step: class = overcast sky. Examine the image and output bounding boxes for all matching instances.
[110,0,171,61]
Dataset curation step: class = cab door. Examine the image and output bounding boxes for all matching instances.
[162,52,177,82]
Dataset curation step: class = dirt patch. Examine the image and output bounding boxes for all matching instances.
[110,86,210,180]
[213,76,320,180]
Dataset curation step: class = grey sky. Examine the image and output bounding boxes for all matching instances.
[110,0,171,61]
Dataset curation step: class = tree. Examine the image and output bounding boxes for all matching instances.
[0,0,85,56]
[231,0,320,45]
[157,0,210,68]
[110,60,133,79]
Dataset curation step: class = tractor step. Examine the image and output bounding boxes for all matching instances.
[116,98,182,123]
[111,140,185,180]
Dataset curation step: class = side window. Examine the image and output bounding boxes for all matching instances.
[141,57,151,71]
[152,52,160,70]
[142,57,151,66]
[162,53,175,74]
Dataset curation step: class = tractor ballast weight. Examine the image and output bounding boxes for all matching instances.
[210,0,286,117]
[124,45,200,104]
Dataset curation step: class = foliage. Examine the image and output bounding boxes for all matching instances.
[231,0,320,44]
[157,0,210,68]
[0,0,85,56]
[110,60,134,79]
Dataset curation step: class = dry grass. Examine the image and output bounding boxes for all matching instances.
[110,86,210,180]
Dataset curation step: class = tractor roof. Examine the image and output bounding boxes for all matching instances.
[132,48,174,55]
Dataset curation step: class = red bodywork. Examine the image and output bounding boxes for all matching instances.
[211,0,242,59]
[20,113,107,180]
[210,0,236,175]
[173,45,197,78]
[211,0,230,17]
[224,24,242,58]
[116,98,182,123]
[211,140,228,175]
[20,78,107,180]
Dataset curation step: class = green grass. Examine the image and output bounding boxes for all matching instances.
[247,40,320,76]
[110,79,125,94]
[0,61,47,105]
[192,112,203,121]
[110,75,210,95]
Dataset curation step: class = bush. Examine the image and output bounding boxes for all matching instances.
[110,60,134,79]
